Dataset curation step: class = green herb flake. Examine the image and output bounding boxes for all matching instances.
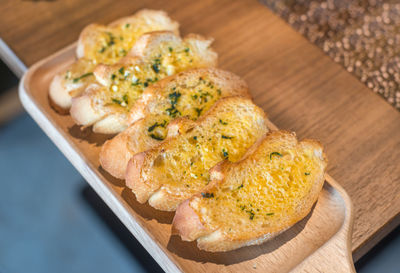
[266,212,274,216]
[149,133,164,141]
[98,46,106,53]
[122,94,129,104]
[148,120,167,132]
[193,136,198,140]
[112,98,122,105]
[222,149,229,158]
[168,47,173,52]
[118,67,125,75]
[194,107,203,117]
[111,74,116,81]
[305,172,311,175]
[217,88,222,95]
[237,184,244,190]
[246,209,255,220]
[184,47,190,53]
[269,152,283,160]
[222,135,233,139]
[125,23,130,28]
[72,72,93,83]
[219,119,228,125]
[201,192,214,198]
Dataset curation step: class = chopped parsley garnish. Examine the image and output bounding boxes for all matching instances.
[191,94,198,100]
[122,94,129,105]
[266,212,274,216]
[222,148,229,158]
[169,91,181,106]
[246,209,255,220]
[148,120,167,132]
[152,58,161,73]
[112,98,122,105]
[118,67,125,75]
[72,72,93,83]
[125,23,130,28]
[222,135,233,139]
[217,88,222,95]
[168,47,173,52]
[106,32,115,46]
[98,46,106,53]
[193,136,198,140]
[201,192,214,198]
[305,172,311,175]
[149,133,164,141]
[184,47,190,53]
[165,92,182,117]
[194,107,203,117]
[166,107,180,118]
[144,82,149,87]
[111,74,116,81]
[270,152,283,160]
[237,184,244,190]
[219,119,228,125]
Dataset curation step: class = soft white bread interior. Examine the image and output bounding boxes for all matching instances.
[172,130,327,252]
[70,31,218,134]
[100,68,250,179]
[49,9,179,111]
[125,96,269,211]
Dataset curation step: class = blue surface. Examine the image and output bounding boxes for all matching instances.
[0,114,145,273]
[0,113,399,273]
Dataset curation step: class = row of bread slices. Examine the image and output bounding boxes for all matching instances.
[49,9,327,252]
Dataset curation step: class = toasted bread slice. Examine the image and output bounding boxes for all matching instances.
[125,97,269,211]
[77,9,179,62]
[172,130,327,252]
[70,31,218,134]
[49,9,179,110]
[100,68,250,179]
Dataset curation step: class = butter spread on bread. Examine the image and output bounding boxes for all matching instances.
[125,97,269,211]
[49,9,179,110]
[70,31,218,134]
[172,130,327,252]
[100,68,250,179]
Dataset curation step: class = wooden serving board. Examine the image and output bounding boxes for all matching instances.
[19,41,355,272]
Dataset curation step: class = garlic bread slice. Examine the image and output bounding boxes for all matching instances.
[173,130,327,252]
[125,97,269,211]
[49,9,179,110]
[70,32,218,134]
[100,68,250,179]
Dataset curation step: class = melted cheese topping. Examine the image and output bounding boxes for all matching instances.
[99,41,211,113]
[193,137,325,237]
[143,101,267,199]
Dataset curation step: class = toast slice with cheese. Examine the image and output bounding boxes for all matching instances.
[70,31,218,134]
[49,9,179,110]
[172,130,327,252]
[100,68,250,179]
[125,97,269,211]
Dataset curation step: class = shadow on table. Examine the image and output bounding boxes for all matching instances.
[81,185,164,273]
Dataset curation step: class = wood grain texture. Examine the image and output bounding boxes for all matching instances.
[3,0,400,262]
[19,52,355,271]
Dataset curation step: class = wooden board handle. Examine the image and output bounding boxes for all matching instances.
[292,174,355,272]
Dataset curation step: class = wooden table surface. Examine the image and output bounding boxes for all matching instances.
[2,0,399,262]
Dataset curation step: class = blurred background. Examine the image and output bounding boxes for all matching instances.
[1,1,400,272]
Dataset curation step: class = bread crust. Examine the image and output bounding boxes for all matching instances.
[172,130,327,252]
[100,68,250,179]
